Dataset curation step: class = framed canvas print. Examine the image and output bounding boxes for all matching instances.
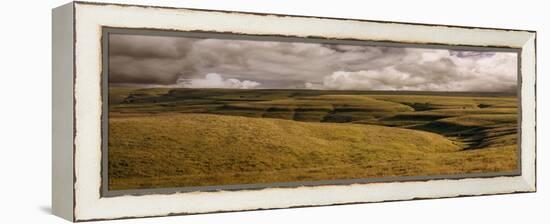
[52,1,537,222]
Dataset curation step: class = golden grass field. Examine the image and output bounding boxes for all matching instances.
[108,88,518,190]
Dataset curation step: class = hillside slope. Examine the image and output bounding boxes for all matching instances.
[109,113,517,190]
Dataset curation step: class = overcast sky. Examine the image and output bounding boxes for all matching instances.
[109,34,518,92]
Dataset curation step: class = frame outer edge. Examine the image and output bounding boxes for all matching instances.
[521,32,537,191]
[531,32,537,191]
[52,1,75,222]
[534,31,537,192]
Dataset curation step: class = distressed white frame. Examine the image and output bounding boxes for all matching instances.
[65,1,536,221]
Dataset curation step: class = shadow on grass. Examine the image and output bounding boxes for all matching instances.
[411,121,487,150]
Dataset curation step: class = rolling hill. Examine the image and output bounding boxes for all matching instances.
[109,112,517,190]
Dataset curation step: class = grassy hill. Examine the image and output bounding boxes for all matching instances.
[108,87,519,190]
[109,113,517,190]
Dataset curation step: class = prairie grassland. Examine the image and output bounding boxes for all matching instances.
[108,88,518,190]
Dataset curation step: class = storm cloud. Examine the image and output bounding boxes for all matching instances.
[109,34,517,92]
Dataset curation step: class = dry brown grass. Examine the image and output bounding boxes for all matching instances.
[109,113,517,190]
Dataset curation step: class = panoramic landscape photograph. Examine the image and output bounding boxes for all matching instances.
[106,33,519,191]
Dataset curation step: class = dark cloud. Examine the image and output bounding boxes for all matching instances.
[109,34,195,59]
[108,34,517,92]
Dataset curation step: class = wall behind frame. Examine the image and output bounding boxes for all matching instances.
[17,0,543,224]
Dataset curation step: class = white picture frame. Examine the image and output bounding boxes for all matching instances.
[52,1,536,221]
